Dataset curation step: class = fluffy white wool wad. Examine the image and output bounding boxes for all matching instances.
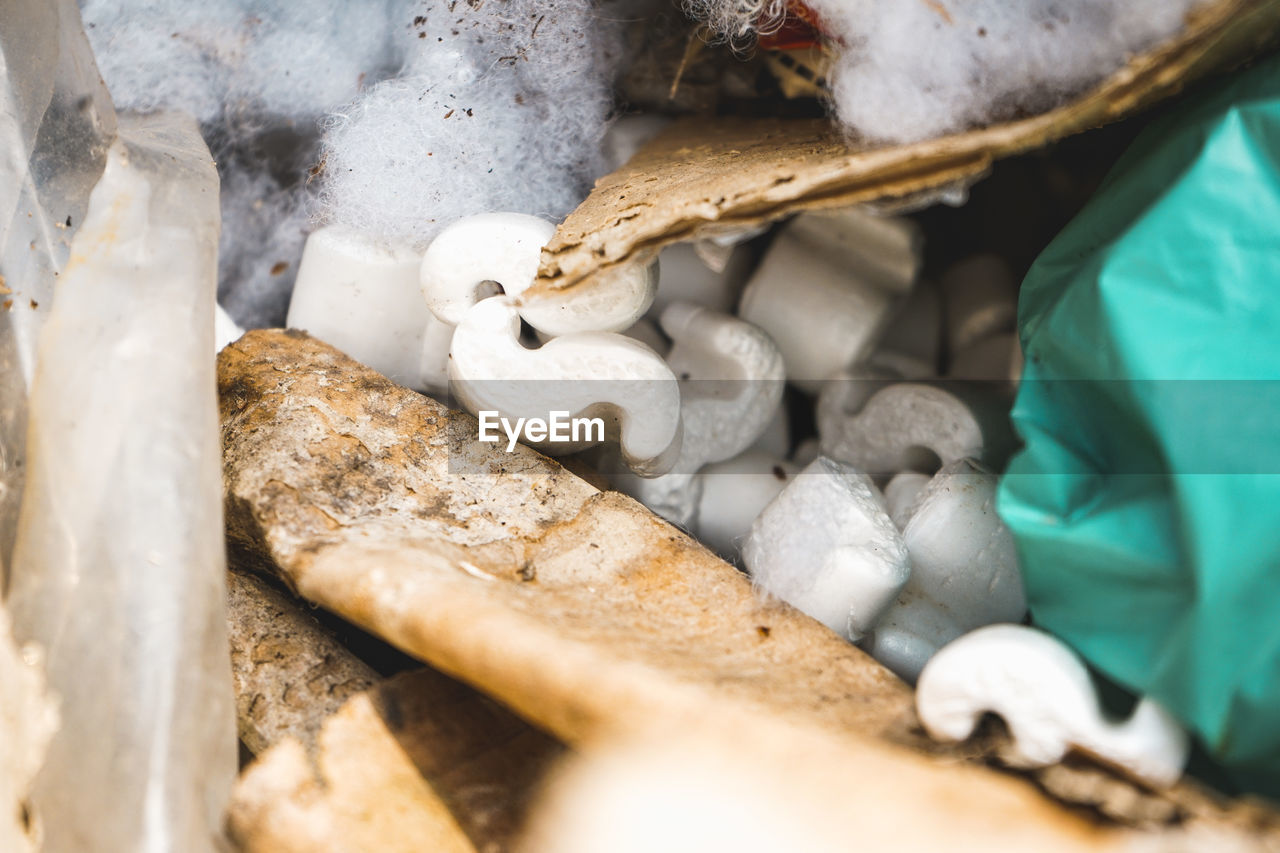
[315,0,625,251]
[79,0,403,127]
[79,0,411,326]
[79,1,628,322]
[688,0,1210,143]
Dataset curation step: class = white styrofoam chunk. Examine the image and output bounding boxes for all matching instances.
[696,451,798,558]
[917,625,1190,788]
[865,459,1026,683]
[743,457,910,641]
[286,225,434,389]
[738,208,921,392]
[940,253,1018,356]
[902,459,1025,626]
[449,296,681,476]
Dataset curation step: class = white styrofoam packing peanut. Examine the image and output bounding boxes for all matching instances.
[743,457,910,641]
[738,208,920,392]
[449,296,681,477]
[865,459,1026,682]
[818,381,1011,476]
[917,625,1190,788]
[615,303,784,528]
[421,212,657,337]
[286,225,439,390]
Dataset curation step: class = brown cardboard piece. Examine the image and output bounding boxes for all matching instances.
[219,330,921,752]
[227,566,378,755]
[531,0,1280,300]
[218,331,1280,849]
[227,667,565,853]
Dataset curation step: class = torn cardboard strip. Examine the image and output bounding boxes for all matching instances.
[532,0,1280,297]
[227,555,562,852]
[228,676,474,853]
[219,330,921,752]
[227,566,378,755]
[228,667,564,853]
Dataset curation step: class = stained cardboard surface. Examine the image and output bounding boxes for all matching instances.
[219,331,1280,849]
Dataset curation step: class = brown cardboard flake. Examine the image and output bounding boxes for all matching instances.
[219,331,1280,847]
[226,565,378,755]
[219,330,921,753]
[532,0,1280,299]
[521,718,1116,853]
[227,668,564,853]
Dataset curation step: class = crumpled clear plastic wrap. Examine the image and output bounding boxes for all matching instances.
[0,0,116,575]
[5,99,235,853]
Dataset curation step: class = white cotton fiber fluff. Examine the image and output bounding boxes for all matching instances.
[684,0,789,43]
[79,0,414,326]
[215,164,312,328]
[689,0,1210,144]
[316,0,623,250]
[79,0,405,127]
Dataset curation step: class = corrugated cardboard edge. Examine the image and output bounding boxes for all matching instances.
[533,0,1280,297]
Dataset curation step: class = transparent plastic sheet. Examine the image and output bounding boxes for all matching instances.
[0,604,55,853]
[6,111,235,850]
[0,0,116,579]
[998,54,1280,797]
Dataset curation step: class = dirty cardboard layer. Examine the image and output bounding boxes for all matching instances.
[228,667,564,853]
[217,331,1121,850]
[219,330,920,750]
[220,331,1280,848]
[532,0,1280,296]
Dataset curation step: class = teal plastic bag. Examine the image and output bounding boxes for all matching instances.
[999,54,1280,796]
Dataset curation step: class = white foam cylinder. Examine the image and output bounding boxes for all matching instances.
[287,225,434,389]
